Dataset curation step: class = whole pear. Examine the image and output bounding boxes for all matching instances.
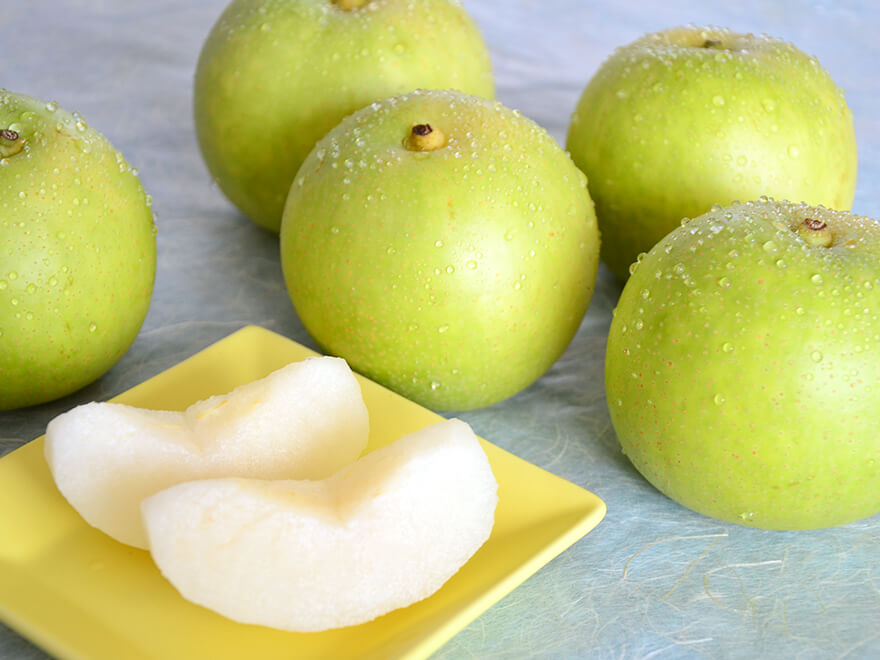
[195,0,495,232]
[606,199,880,529]
[567,26,858,281]
[0,91,156,410]
[281,89,600,410]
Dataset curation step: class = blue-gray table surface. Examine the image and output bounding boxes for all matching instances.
[2,1,878,658]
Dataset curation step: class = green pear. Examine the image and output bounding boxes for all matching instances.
[567,26,858,281]
[0,91,156,410]
[280,89,600,411]
[606,198,880,529]
[195,0,495,233]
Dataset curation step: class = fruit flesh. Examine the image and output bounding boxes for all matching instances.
[566,26,857,281]
[44,357,369,548]
[194,0,495,232]
[281,89,600,410]
[606,199,880,529]
[142,419,498,632]
[0,91,156,409]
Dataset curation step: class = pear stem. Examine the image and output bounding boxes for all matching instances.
[333,0,369,10]
[0,129,25,158]
[404,124,446,152]
[797,218,833,248]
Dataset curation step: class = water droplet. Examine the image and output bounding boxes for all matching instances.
[438,324,449,333]
[761,98,776,112]
[445,265,454,274]
[640,288,651,299]
[7,271,18,281]
[722,342,734,353]
[811,273,823,285]
[717,276,731,288]
[89,322,98,333]
[788,145,800,158]
[713,393,726,405]
[26,283,36,294]
[0,281,6,290]
[466,260,477,270]
[712,95,725,106]
[738,512,755,521]
[430,381,441,391]
[811,351,823,363]
[762,240,776,252]
[795,306,805,315]
[434,239,444,248]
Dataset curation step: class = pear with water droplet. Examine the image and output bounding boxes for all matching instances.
[606,199,880,529]
[195,0,494,233]
[566,26,858,281]
[0,90,156,410]
[281,89,600,410]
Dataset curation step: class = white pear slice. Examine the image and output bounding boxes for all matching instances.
[44,356,369,549]
[142,418,497,632]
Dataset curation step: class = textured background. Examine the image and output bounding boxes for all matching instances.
[2,0,879,657]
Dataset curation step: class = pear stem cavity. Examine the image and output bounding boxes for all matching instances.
[333,0,369,11]
[404,124,446,152]
[797,218,833,248]
[0,129,25,158]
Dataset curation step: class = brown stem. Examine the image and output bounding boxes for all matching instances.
[797,218,833,248]
[404,124,446,152]
[0,129,25,158]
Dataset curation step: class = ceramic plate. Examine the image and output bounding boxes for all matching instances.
[0,325,606,660]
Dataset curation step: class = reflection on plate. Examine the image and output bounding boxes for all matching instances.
[0,325,606,660]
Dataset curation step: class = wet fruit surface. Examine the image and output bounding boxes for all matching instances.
[606,199,880,529]
[194,0,495,232]
[0,90,156,409]
[567,26,858,281]
[281,90,600,410]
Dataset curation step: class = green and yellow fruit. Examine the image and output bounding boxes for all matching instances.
[567,26,857,281]
[195,0,495,232]
[281,89,600,410]
[0,91,156,410]
[606,199,880,529]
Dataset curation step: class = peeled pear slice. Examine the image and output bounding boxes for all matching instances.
[44,356,369,549]
[142,419,497,632]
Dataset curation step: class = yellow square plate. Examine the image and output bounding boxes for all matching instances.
[0,325,606,660]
